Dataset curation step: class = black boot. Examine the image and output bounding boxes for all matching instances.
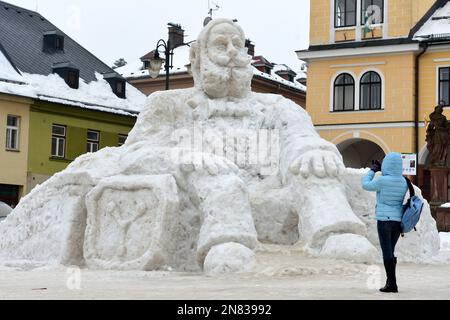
[380,258,398,293]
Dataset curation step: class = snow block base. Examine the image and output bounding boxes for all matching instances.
[84,175,180,271]
[203,242,255,274]
[320,234,378,263]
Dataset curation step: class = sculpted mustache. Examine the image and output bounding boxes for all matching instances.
[203,68,252,83]
[214,54,252,67]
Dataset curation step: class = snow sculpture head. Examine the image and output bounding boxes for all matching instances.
[190,19,253,99]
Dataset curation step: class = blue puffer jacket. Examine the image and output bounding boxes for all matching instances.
[362,152,408,222]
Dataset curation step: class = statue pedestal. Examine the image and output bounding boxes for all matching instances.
[435,207,450,232]
[429,168,450,221]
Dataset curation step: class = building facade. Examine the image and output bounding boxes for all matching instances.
[117,42,307,108]
[0,1,143,207]
[298,0,450,199]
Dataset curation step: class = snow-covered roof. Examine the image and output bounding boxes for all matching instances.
[0,49,22,83]
[117,46,306,92]
[272,63,294,73]
[0,69,147,116]
[253,67,306,92]
[414,1,450,40]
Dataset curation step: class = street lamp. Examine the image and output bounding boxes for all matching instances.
[147,23,187,90]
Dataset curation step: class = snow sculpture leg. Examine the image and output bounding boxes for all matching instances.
[186,173,257,273]
[83,175,180,271]
[292,176,368,247]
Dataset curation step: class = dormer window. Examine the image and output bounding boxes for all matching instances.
[43,31,64,53]
[52,62,80,89]
[103,72,127,99]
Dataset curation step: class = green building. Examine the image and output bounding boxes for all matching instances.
[0,1,145,206]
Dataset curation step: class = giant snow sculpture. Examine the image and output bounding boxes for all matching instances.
[0,19,441,272]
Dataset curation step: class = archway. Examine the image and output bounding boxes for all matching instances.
[337,139,386,169]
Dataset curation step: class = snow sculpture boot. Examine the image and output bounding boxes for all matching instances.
[380,258,398,293]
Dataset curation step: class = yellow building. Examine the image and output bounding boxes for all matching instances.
[0,93,31,204]
[297,0,450,197]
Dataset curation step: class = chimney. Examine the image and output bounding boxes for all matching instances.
[252,56,273,74]
[168,23,185,50]
[245,39,255,57]
[274,64,297,83]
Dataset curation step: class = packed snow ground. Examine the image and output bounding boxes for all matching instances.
[0,242,449,300]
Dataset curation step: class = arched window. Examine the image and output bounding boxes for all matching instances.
[334,73,355,111]
[360,71,382,110]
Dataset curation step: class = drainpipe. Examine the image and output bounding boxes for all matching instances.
[414,42,428,186]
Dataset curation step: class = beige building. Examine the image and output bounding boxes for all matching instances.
[297,0,450,200]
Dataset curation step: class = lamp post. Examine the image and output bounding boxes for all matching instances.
[147,23,186,90]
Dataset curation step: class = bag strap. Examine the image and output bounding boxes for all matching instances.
[404,177,415,198]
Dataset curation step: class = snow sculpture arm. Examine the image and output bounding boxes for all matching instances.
[126,90,187,146]
[362,170,382,191]
[272,96,345,181]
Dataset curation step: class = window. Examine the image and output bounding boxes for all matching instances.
[360,71,382,110]
[55,36,64,51]
[439,67,450,106]
[116,82,124,95]
[335,0,356,28]
[334,73,355,111]
[361,0,384,25]
[87,130,100,153]
[51,124,66,158]
[68,71,79,89]
[118,134,127,147]
[6,115,20,151]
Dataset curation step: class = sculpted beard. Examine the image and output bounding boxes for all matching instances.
[200,52,253,99]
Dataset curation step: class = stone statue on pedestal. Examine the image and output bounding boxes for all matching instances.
[426,104,450,168]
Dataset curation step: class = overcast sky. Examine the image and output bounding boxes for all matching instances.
[4,0,310,71]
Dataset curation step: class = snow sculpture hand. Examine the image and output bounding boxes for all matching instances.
[289,150,345,178]
[179,152,239,176]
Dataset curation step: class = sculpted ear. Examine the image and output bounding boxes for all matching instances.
[189,42,199,66]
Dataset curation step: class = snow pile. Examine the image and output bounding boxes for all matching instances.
[320,234,378,263]
[414,2,450,40]
[0,50,23,83]
[0,202,12,221]
[203,243,255,275]
[440,233,450,251]
[342,169,442,263]
[0,71,147,115]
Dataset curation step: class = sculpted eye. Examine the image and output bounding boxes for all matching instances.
[232,38,244,49]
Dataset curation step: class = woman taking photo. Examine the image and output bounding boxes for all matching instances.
[362,152,408,293]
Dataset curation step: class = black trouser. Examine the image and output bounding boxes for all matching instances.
[377,221,401,260]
